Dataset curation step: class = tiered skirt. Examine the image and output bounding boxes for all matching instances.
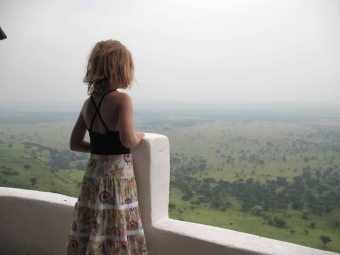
[66,154,148,255]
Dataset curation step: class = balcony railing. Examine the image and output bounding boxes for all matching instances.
[0,134,338,255]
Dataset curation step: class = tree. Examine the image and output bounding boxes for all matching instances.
[291,200,303,210]
[273,217,286,228]
[30,177,37,186]
[334,220,340,227]
[181,195,190,201]
[315,170,321,178]
[319,235,332,248]
[24,164,31,170]
[301,209,309,219]
[252,205,263,215]
[168,203,176,211]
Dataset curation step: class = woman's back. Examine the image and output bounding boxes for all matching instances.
[83,89,132,155]
[83,89,121,134]
[72,87,142,150]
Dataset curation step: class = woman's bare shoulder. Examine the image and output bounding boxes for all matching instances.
[116,91,131,98]
[82,97,91,108]
[109,91,132,104]
[80,98,90,115]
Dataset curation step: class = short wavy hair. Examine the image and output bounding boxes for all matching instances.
[83,40,134,94]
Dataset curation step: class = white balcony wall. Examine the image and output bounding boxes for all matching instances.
[0,134,338,255]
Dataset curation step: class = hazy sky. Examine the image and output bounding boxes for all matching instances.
[1,0,340,111]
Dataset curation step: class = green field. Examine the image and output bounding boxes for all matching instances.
[0,110,339,253]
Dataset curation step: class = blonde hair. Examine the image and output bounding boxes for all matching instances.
[83,40,134,94]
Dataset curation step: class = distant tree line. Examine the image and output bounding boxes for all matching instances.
[171,161,340,217]
[24,142,88,170]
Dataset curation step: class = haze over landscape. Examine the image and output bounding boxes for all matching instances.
[1,0,340,112]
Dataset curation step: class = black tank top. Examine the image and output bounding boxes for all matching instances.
[88,90,131,155]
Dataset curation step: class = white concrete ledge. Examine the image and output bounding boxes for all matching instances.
[0,188,77,255]
[0,133,338,255]
[152,219,339,255]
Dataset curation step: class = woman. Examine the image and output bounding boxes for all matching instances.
[66,40,148,255]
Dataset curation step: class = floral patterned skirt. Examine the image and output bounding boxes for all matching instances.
[66,154,149,255]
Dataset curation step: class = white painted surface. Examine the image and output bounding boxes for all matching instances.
[0,188,76,255]
[0,134,338,255]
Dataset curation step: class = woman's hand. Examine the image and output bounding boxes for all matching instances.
[135,131,145,144]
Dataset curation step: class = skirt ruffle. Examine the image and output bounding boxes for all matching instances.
[66,154,148,255]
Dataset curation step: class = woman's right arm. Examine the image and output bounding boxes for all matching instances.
[69,109,91,153]
[118,93,144,148]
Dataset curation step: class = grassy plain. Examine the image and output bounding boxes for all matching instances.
[0,110,339,252]
[140,113,340,252]
[170,186,340,252]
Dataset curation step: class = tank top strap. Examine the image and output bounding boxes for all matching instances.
[89,89,116,131]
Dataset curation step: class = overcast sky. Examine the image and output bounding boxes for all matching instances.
[1,0,340,111]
